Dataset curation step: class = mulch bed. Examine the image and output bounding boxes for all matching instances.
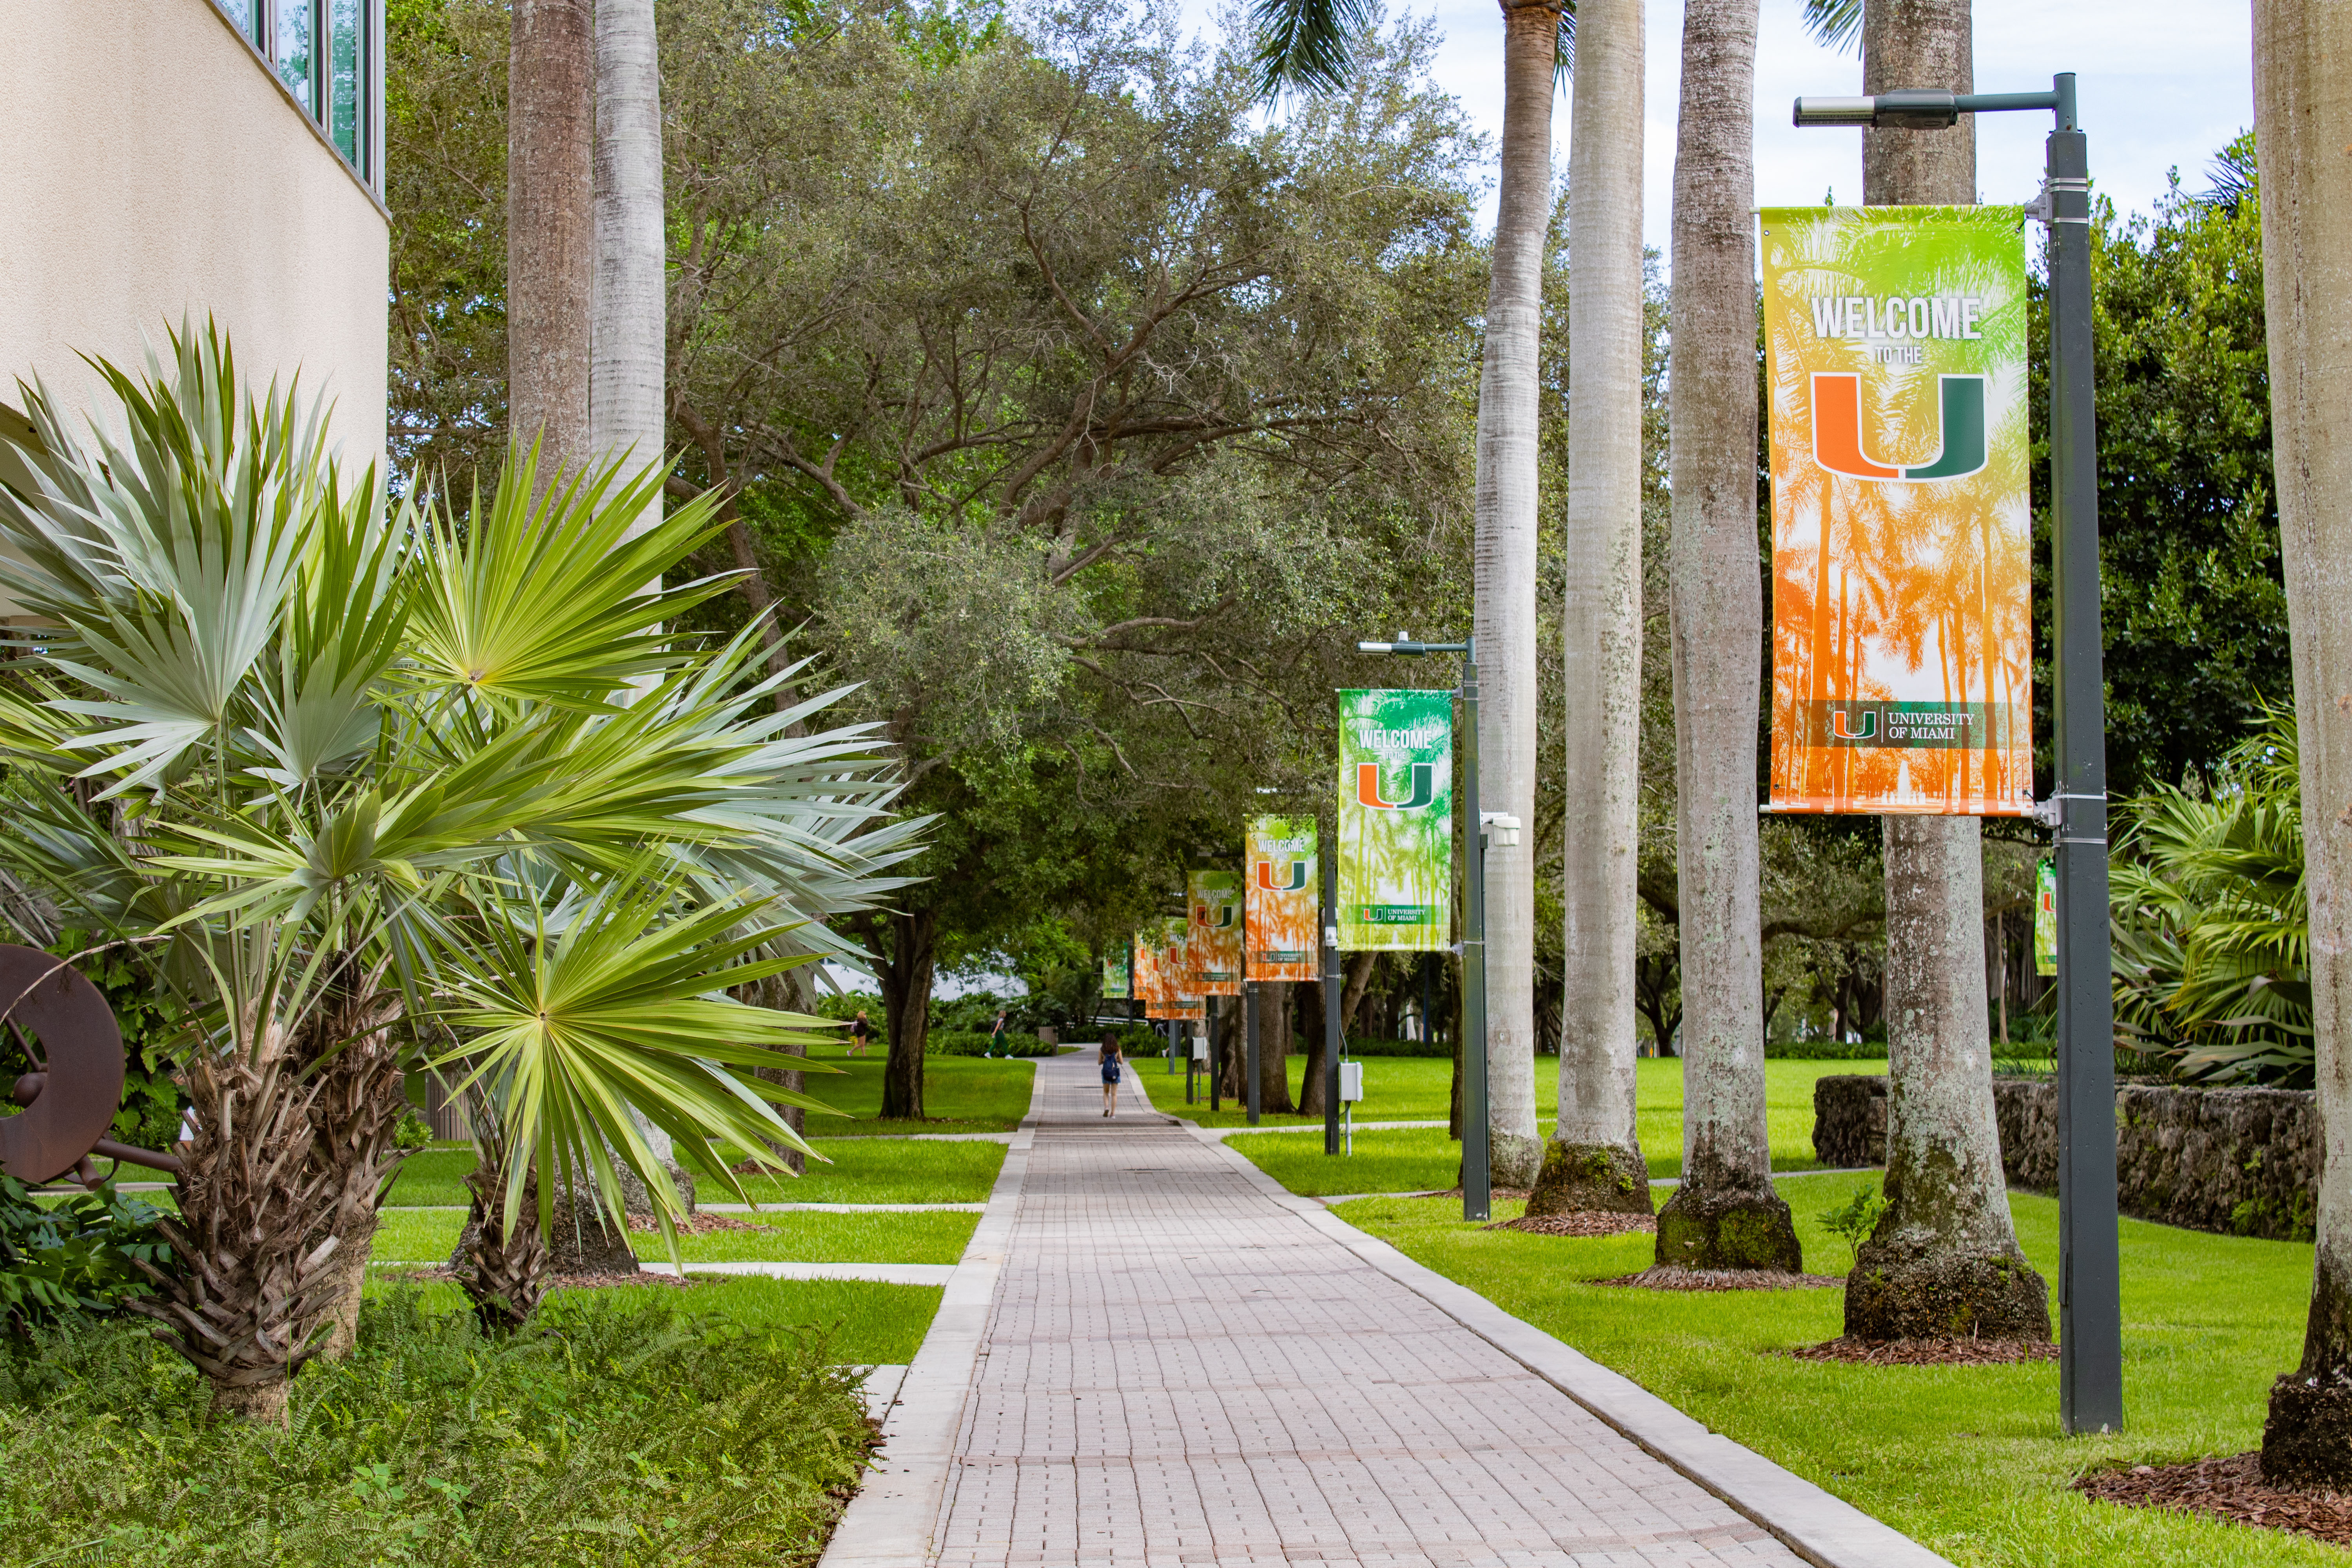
[2074,1452,2352,1547]
[1413,1187,1534,1203]
[1595,1265,1844,1291]
[1792,1336,2060,1366]
[388,1266,696,1292]
[1485,1212,1657,1238]
[624,1212,769,1235]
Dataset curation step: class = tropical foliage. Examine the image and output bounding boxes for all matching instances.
[0,327,920,1411]
[2110,708,2309,1085]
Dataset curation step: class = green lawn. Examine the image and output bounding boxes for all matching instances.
[784,1042,1041,1135]
[1336,1178,2334,1568]
[358,1272,942,1365]
[1214,1057,1881,1192]
[372,1207,978,1265]
[385,1134,1007,1207]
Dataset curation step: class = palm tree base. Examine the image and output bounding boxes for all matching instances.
[2264,1369,2352,1486]
[1526,1140,1654,1217]
[1842,1240,2049,1343]
[1653,1181,1802,1272]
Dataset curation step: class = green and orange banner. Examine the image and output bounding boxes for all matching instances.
[1162,915,1203,1020]
[1336,689,1452,950]
[1188,869,1244,996]
[1245,815,1318,981]
[1760,205,2033,816]
[1102,946,1130,1001]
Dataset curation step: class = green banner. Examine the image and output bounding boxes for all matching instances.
[1336,688,1452,951]
[1102,948,1130,1000]
[2034,860,2056,977]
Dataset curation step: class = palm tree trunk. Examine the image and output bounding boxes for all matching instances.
[2255,0,2352,1485]
[1651,0,1800,1272]
[1475,0,1561,1191]
[508,0,594,473]
[1530,0,1650,1219]
[593,0,665,526]
[1846,0,2048,1342]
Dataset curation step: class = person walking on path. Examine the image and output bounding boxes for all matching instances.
[1099,1036,1126,1116]
[986,1011,1009,1058]
[848,1010,872,1057]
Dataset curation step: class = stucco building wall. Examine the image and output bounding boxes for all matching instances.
[0,0,389,465]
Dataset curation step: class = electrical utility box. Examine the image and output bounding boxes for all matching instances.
[1191,1033,1209,1062]
[1338,1062,1365,1102]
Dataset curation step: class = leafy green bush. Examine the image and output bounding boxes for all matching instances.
[0,1175,178,1332]
[1345,1036,1451,1058]
[1821,1183,1888,1267]
[0,1287,872,1566]
[1762,1040,1890,1060]
[928,1029,1057,1058]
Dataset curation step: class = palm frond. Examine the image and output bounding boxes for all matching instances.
[1800,0,1862,53]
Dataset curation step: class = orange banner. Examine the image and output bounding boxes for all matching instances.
[1245,816,1318,982]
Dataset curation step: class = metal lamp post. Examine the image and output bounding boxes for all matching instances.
[1793,73,2122,1436]
[1354,637,1515,1223]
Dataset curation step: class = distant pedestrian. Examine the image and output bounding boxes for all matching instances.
[986,1011,1009,1058]
[848,1010,873,1057]
[1100,1037,1126,1117]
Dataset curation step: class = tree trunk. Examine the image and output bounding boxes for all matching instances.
[1531,0,1651,1220]
[1651,0,1800,1274]
[1474,0,1561,1192]
[1845,0,2047,1342]
[869,908,936,1120]
[508,0,594,474]
[1258,981,1295,1114]
[2256,0,2352,1486]
[593,0,665,528]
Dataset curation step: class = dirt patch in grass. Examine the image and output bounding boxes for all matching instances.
[2074,1452,2352,1547]
[1793,1336,2059,1366]
[1597,1265,1843,1291]
[1486,1212,1657,1238]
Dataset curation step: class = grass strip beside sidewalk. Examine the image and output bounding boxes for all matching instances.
[1336,1176,2334,1567]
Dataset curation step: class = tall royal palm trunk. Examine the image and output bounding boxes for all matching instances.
[2255,0,2352,1485]
[1651,0,1800,1272]
[593,0,665,518]
[1844,0,2047,1341]
[509,0,594,472]
[1475,0,1562,1191]
[1528,0,1650,1218]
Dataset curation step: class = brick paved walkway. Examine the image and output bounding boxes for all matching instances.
[931,1053,1809,1568]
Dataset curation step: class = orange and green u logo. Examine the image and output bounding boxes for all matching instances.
[1257,861,1308,891]
[1812,373,1986,481]
[1357,762,1434,810]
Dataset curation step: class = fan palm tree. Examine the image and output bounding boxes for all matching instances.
[1797,0,2047,1342]
[1252,0,1572,1188]
[1651,0,1802,1273]
[0,326,921,1417]
[1529,0,1650,1217]
[2250,2,2352,1468]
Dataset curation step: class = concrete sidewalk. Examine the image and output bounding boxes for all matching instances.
[829,1052,1948,1568]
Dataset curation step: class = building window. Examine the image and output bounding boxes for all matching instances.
[214,0,382,192]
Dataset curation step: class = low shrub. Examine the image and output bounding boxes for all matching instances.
[927,1029,1058,1058]
[1763,1040,1890,1060]
[0,1174,179,1332]
[1345,1036,1452,1058]
[0,1286,873,1566]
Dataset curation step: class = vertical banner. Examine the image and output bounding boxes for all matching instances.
[1336,689,1453,950]
[1245,816,1319,981]
[1760,205,2033,816]
[1132,932,1165,1017]
[1187,870,1244,995]
[1102,945,1131,1001]
[2034,860,2058,977]
[1161,915,1204,1021]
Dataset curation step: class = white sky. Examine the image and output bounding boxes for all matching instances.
[1175,0,2257,246]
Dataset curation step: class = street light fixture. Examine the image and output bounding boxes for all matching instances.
[1354,636,1505,1222]
[1792,71,2121,1437]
